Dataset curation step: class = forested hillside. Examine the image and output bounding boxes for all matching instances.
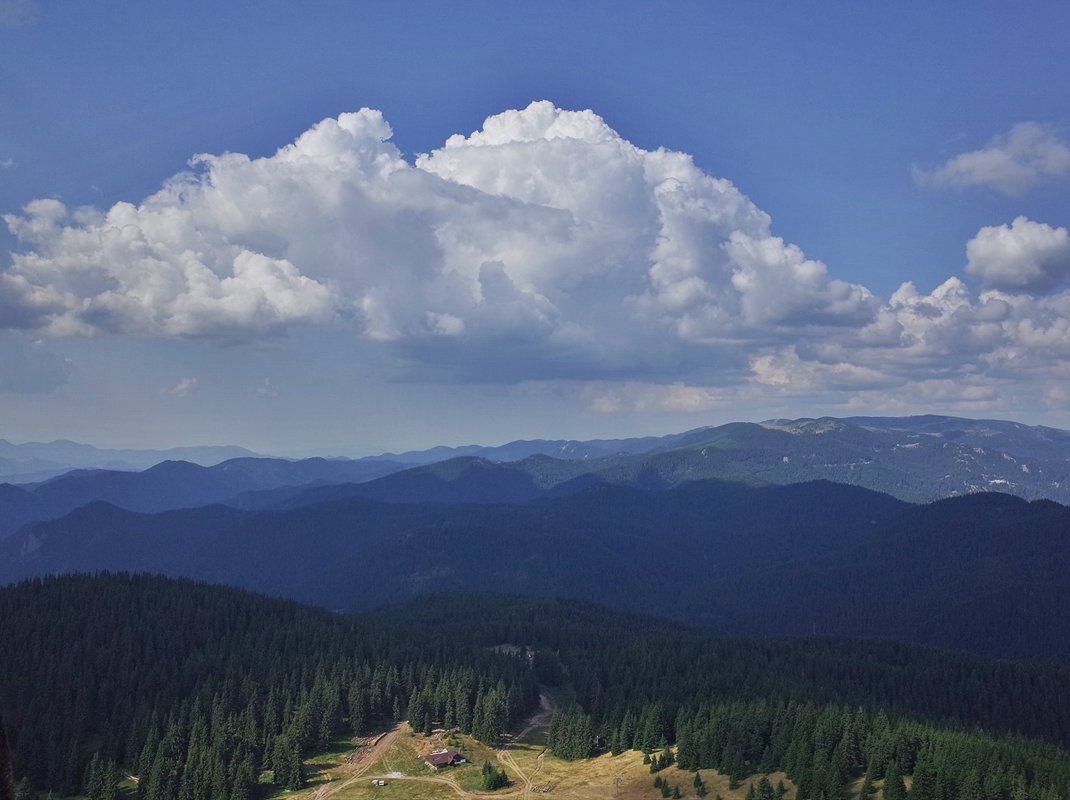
[5,480,1070,660]
[703,492,1070,660]
[0,575,536,798]
[2,576,1070,799]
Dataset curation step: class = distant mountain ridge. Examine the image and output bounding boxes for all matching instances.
[372,431,696,465]
[0,456,411,540]
[0,438,261,483]
[254,414,1070,510]
[4,414,1070,540]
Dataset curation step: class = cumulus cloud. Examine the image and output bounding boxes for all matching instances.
[966,217,1070,292]
[749,347,892,392]
[915,122,1070,196]
[0,102,873,373]
[165,377,200,397]
[2,197,337,339]
[5,102,1070,415]
[584,382,732,414]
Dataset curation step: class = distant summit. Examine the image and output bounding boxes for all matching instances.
[0,439,262,483]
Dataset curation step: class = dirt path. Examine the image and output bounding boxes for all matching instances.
[310,725,404,799]
[497,749,530,793]
[496,692,557,797]
[513,693,556,742]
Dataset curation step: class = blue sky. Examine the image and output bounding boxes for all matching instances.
[1,1,1069,454]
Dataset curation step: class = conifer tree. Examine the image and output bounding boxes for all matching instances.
[883,761,906,800]
[480,760,508,790]
[271,735,303,791]
[756,776,776,800]
[909,750,940,800]
[85,753,104,800]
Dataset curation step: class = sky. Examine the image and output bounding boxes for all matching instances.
[1,1,1070,455]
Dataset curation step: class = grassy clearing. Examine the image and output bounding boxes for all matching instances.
[368,733,436,778]
[315,721,799,800]
[260,739,360,798]
[303,737,364,786]
[266,695,808,800]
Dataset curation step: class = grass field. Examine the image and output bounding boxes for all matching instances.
[284,721,802,800]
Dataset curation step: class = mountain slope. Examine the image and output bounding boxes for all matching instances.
[6,478,1070,660]
[707,492,1070,660]
[0,479,906,613]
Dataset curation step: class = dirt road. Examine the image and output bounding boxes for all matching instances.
[310,725,404,799]
[513,693,556,742]
[496,692,556,797]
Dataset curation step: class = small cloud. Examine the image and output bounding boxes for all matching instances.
[584,381,729,414]
[0,0,38,27]
[0,159,16,170]
[255,378,278,398]
[165,377,200,397]
[425,311,465,336]
[966,217,1070,292]
[914,122,1070,196]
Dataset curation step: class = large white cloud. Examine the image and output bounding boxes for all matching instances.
[1,102,874,371]
[3,102,1070,415]
[914,122,1070,196]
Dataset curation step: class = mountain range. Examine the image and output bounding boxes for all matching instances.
[4,414,1070,542]
[4,475,1069,661]
[4,413,1070,663]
